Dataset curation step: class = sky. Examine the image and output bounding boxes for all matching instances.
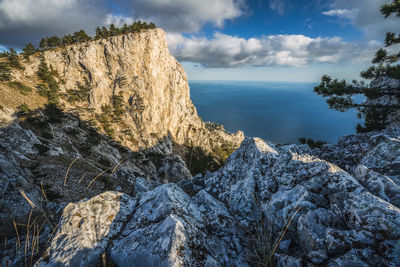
[0,0,398,82]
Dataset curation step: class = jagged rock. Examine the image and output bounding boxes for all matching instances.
[203,136,400,265]
[109,184,248,266]
[38,192,136,266]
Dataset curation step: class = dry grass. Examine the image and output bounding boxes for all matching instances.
[78,172,87,184]
[87,168,110,189]
[40,181,47,200]
[245,192,306,267]
[64,158,77,186]
[19,188,37,209]
[106,158,126,189]
[13,220,20,249]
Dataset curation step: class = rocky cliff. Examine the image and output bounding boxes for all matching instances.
[1,29,400,266]
[20,28,243,157]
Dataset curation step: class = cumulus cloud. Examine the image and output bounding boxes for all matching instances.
[167,32,379,68]
[0,0,111,47]
[324,0,398,39]
[0,0,245,48]
[117,0,245,33]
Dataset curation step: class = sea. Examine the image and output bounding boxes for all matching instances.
[189,80,362,144]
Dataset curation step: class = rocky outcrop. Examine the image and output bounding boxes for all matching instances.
[30,128,400,266]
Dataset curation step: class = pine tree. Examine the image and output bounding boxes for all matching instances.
[62,34,74,45]
[109,24,121,36]
[22,43,37,59]
[36,56,60,103]
[39,38,49,50]
[95,27,102,40]
[6,48,24,70]
[314,0,400,132]
[101,26,109,38]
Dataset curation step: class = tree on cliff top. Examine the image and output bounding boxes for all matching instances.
[314,0,400,133]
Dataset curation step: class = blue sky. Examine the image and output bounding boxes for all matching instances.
[0,0,397,82]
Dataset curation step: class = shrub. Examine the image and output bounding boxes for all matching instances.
[16,103,30,117]
[0,62,11,81]
[8,81,32,95]
[67,79,91,103]
[298,138,327,149]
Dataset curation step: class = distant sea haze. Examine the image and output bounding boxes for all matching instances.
[189,81,362,144]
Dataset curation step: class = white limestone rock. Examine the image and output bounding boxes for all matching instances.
[38,192,136,267]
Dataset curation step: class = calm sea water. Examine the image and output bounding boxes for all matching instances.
[189,81,362,144]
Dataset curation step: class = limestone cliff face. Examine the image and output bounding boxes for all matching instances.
[23,29,243,154]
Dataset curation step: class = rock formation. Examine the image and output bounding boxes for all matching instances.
[1,28,400,266]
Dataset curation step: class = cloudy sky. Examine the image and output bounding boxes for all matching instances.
[0,0,397,81]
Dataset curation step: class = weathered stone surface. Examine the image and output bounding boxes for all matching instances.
[38,192,136,267]
[109,184,248,266]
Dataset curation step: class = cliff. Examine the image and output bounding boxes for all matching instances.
[20,28,243,157]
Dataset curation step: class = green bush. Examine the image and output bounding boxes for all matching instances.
[0,62,11,81]
[67,79,91,103]
[8,81,32,95]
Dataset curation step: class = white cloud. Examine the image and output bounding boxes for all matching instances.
[0,0,246,47]
[0,0,110,47]
[325,0,399,39]
[167,32,378,68]
[322,9,358,20]
[118,0,246,33]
